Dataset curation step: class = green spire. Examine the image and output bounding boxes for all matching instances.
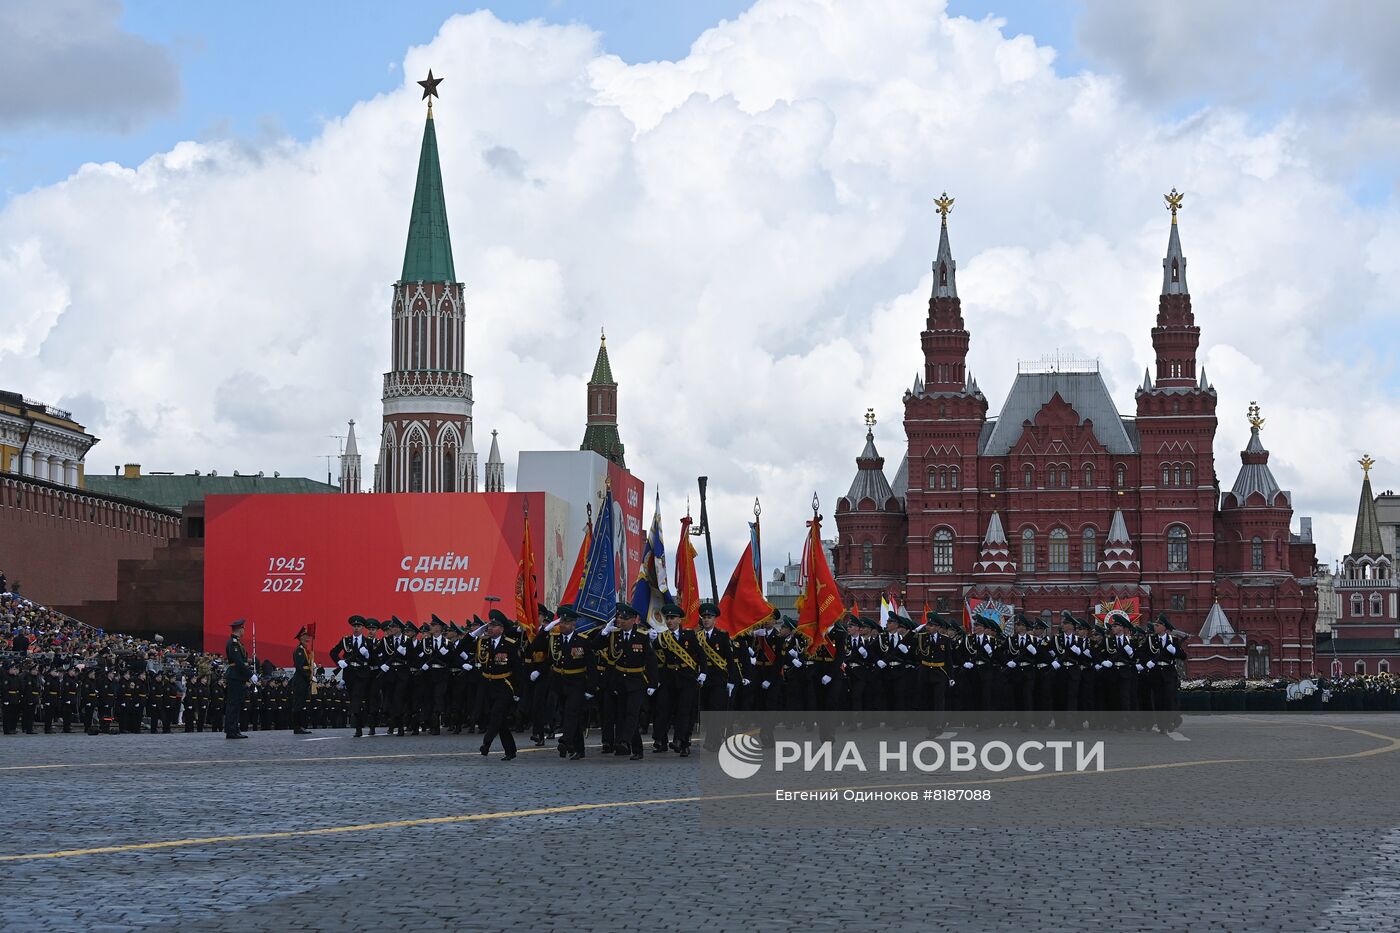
[400,107,456,283]
[589,330,614,384]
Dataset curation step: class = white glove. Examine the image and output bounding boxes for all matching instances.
[792,658,803,668]
[761,680,771,690]
[1070,644,1082,655]
[963,662,973,669]
[1167,644,1177,655]
[726,683,735,696]
[1027,644,1037,655]
[545,620,560,633]
[1099,660,1111,669]
[396,645,407,655]
[250,675,259,685]
[337,660,347,670]
[697,672,707,685]
[462,663,472,671]
[857,646,868,658]
[742,678,751,686]
[647,687,656,696]
[1124,645,1134,657]
[1135,664,1144,672]
[420,664,429,671]
[1006,661,1016,669]
[602,622,616,635]
[788,649,799,658]
[359,646,370,658]
[439,645,449,655]
[821,675,832,686]
[897,643,910,655]
[876,660,887,669]
[983,643,993,656]
[1146,661,1156,669]
[529,670,540,682]
[584,692,594,700]
[380,664,389,673]
[1051,660,1061,670]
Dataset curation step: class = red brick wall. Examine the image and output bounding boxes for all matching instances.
[0,476,180,607]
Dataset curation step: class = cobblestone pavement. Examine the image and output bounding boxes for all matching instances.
[1,715,1397,932]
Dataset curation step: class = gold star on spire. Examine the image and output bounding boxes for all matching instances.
[1164,187,1184,223]
[934,192,955,223]
[1247,401,1264,431]
[1360,454,1376,478]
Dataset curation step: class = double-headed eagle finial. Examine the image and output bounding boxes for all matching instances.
[1164,187,1184,223]
[934,192,955,223]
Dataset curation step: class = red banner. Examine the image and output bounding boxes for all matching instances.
[204,492,564,666]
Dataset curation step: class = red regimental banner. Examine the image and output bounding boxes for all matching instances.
[204,492,552,666]
[607,462,646,591]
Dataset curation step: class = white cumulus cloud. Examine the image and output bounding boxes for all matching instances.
[0,0,1396,576]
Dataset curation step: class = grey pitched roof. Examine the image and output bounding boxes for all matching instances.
[933,216,957,298]
[487,429,503,465]
[1107,509,1131,544]
[86,473,338,510]
[1162,218,1188,295]
[982,511,1007,546]
[980,371,1136,456]
[891,454,908,504]
[1227,426,1283,506]
[846,429,898,509]
[1352,474,1384,557]
[1199,602,1237,643]
[344,420,359,457]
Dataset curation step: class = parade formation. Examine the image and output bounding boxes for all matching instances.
[210,599,1189,757]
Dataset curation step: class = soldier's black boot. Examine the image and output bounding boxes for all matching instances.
[354,728,363,738]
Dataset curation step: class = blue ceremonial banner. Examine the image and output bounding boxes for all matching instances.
[575,486,617,631]
[629,495,671,631]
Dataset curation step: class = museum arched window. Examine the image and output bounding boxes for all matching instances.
[1115,464,1126,487]
[1083,464,1093,487]
[1371,593,1384,617]
[1049,528,1069,573]
[1021,528,1036,572]
[1167,526,1189,571]
[949,466,960,490]
[993,466,1003,489]
[1081,527,1097,572]
[933,529,954,574]
[1251,536,1264,571]
[1023,465,1034,488]
[409,446,424,493]
[862,543,873,574]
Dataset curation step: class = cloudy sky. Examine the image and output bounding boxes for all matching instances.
[2,0,1398,578]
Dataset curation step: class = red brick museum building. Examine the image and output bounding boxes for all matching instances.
[834,195,1319,679]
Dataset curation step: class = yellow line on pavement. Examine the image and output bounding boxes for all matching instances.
[0,793,759,862]
[3,719,1395,863]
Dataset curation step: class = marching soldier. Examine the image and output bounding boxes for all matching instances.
[964,614,1004,716]
[224,619,253,739]
[291,625,315,735]
[752,613,788,718]
[695,602,735,751]
[1052,612,1082,727]
[477,609,522,760]
[449,620,476,734]
[1147,614,1186,734]
[329,615,375,737]
[523,604,554,745]
[781,616,813,712]
[650,603,693,753]
[543,604,595,760]
[1006,615,1035,721]
[916,612,953,722]
[604,603,659,760]
[378,618,411,735]
[421,615,453,735]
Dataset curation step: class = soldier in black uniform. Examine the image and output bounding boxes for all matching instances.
[1146,614,1186,734]
[695,602,735,751]
[522,604,554,745]
[420,615,453,735]
[290,625,314,734]
[449,621,475,734]
[605,603,659,760]
[542,604,594,760]
[377,618,411,734]
[1052,612,1082,727]
[225,619,253,738]
[330,616,375,737]
[478,609,522,760]
[651,603,703,754]
[1,660,20,734]
[916,612,952,725]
